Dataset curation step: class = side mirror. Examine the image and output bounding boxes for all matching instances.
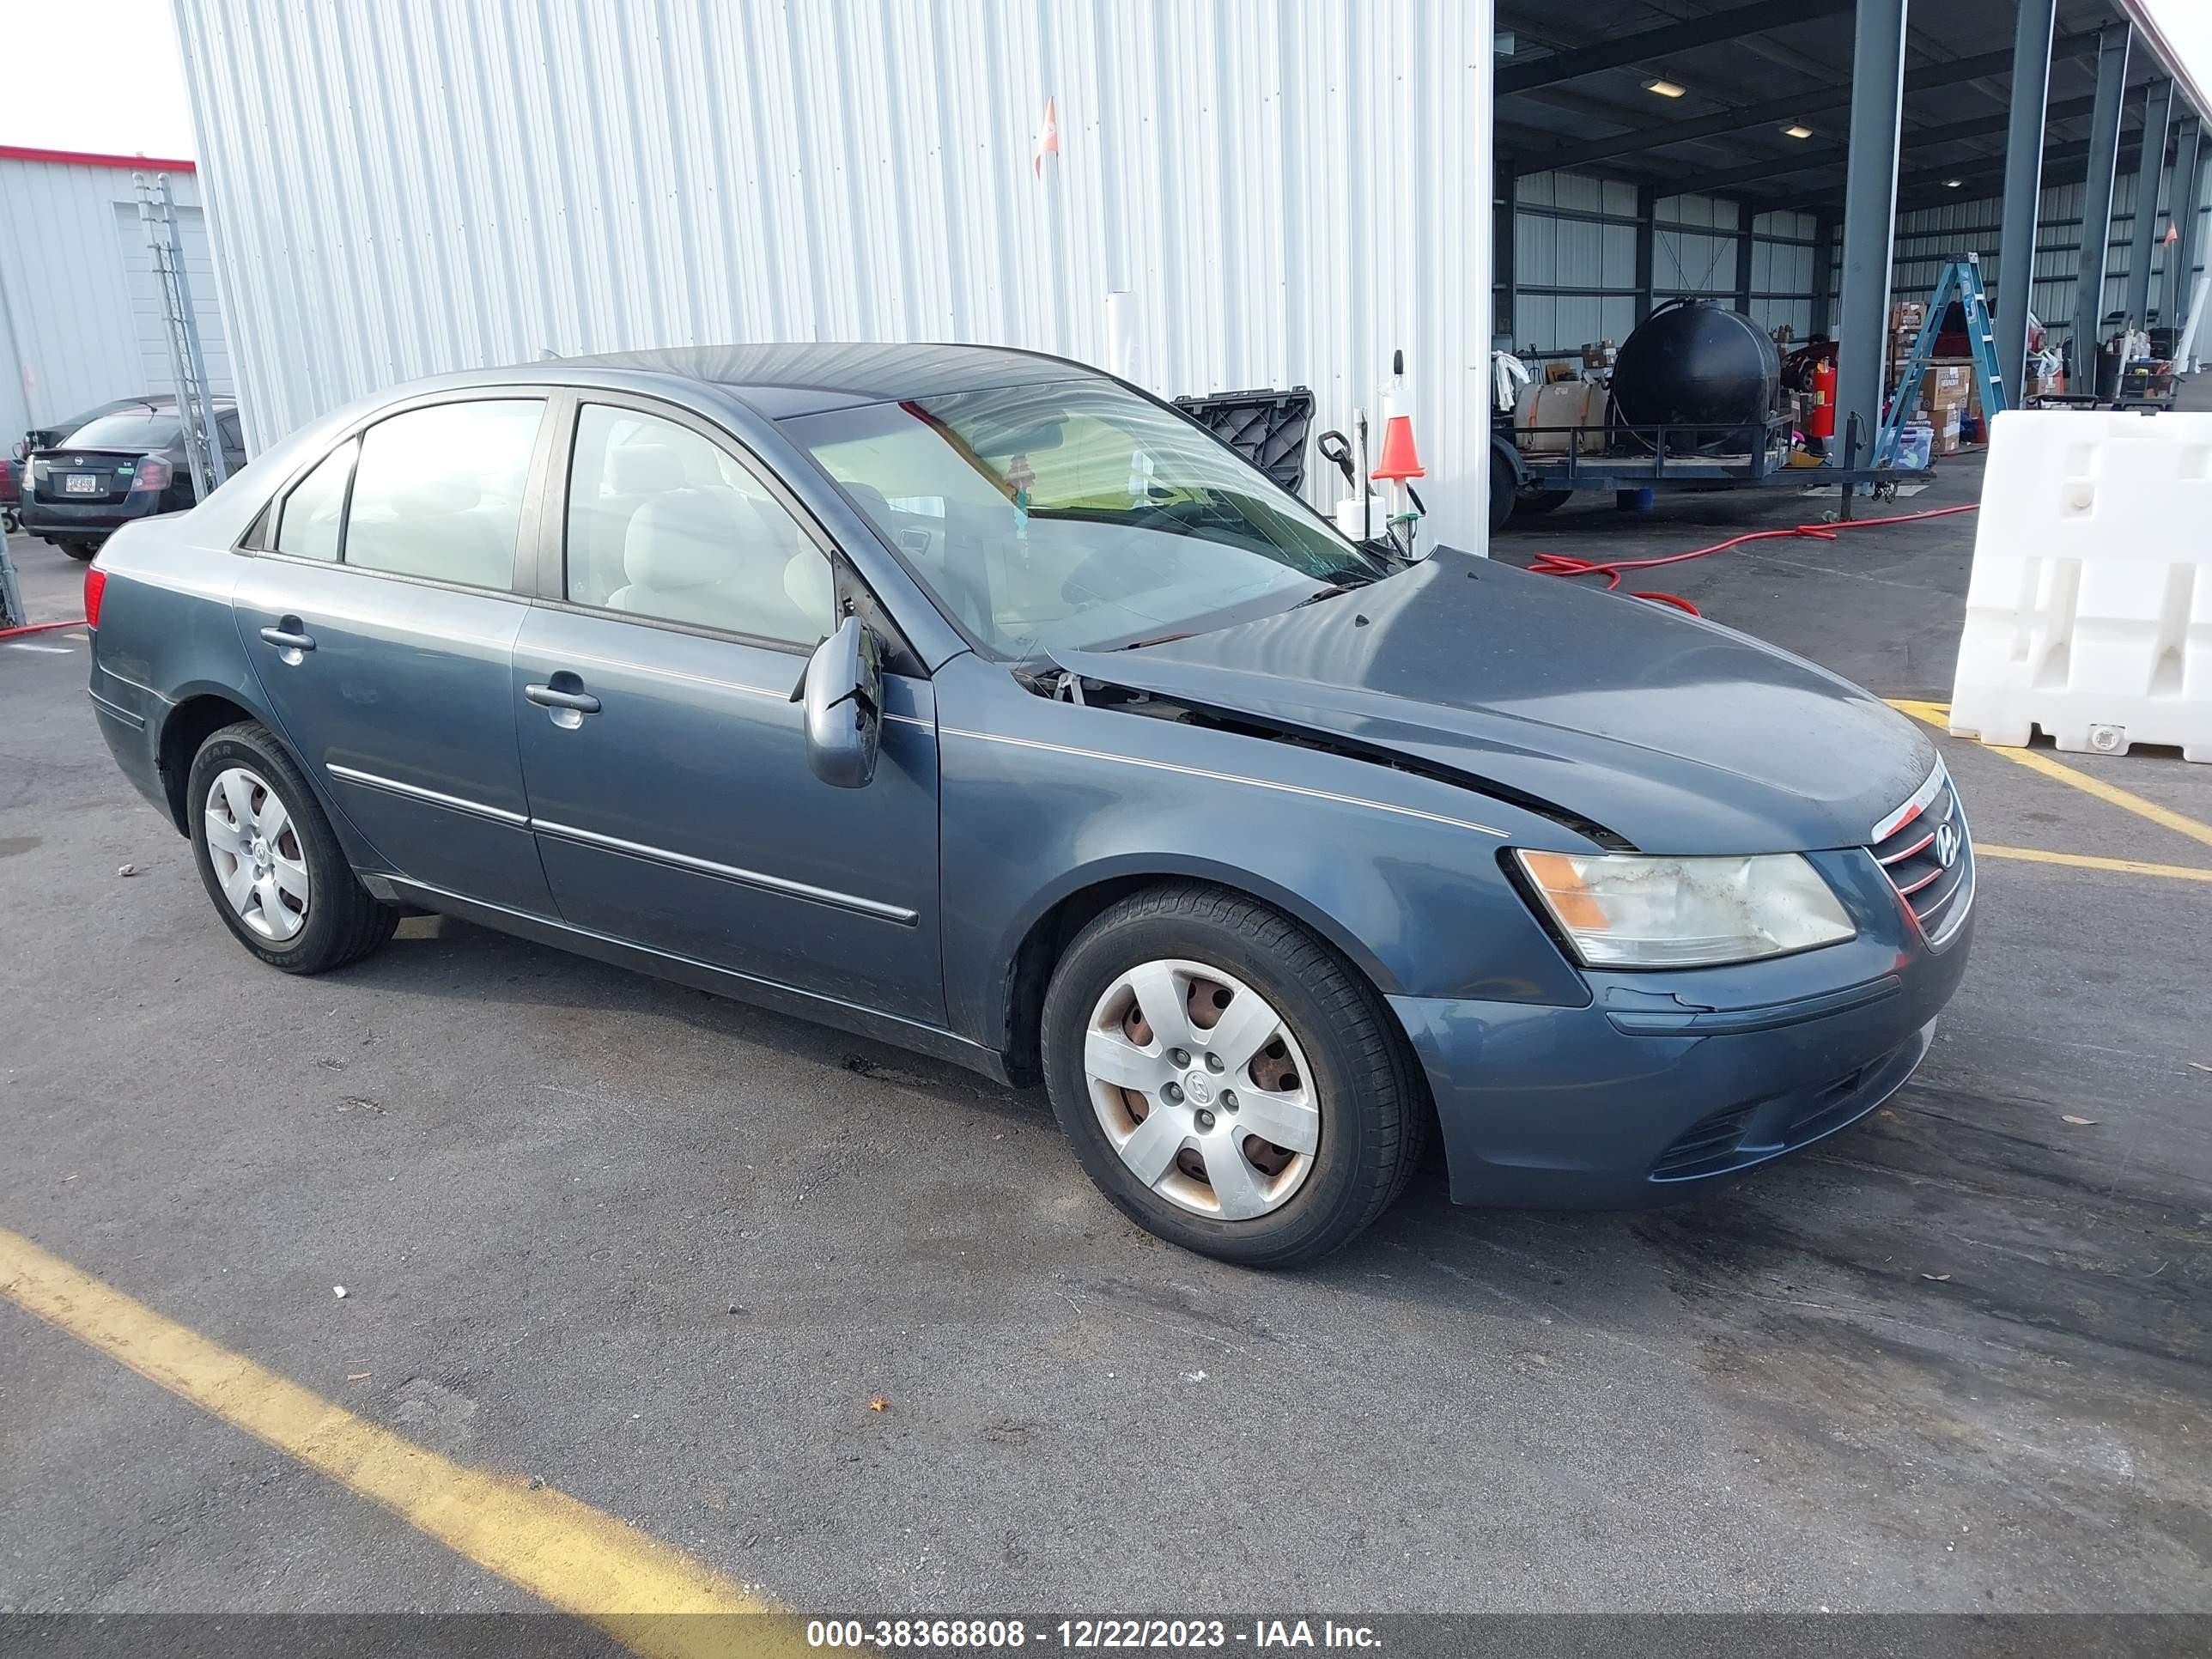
[799,617,883,788]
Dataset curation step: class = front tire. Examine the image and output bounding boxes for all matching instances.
[1042,884,1428,1267]
[186,720,398,974]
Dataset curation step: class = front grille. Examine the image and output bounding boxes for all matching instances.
[1650,1104,1756,1178]
[1869,763,1972,947]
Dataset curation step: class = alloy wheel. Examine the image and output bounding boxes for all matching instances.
[204,766,311,943]
[1082,958,1321,1221]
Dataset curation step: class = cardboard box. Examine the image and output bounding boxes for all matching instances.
[1891,301,1927,330]
[1580,340,1618,370]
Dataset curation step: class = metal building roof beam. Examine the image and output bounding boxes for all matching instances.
[1667,96,2100,200]
[1495,0,1855,97]
[1521,32,2103,176]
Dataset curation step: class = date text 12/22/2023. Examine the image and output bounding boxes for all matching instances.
[805,1619,1383,1650]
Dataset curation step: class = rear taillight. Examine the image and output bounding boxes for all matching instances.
[83,567,106,630]
[131,456,173,492]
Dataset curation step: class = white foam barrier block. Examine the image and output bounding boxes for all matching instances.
[1949,409,2212,763]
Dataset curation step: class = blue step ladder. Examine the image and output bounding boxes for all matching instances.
[1872,252,2011,467]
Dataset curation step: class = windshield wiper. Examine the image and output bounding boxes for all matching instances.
[1115,629,1200,651]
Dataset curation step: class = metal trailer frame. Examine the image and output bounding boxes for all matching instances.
[1500,410,1933,522]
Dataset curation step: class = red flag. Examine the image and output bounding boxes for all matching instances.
[1033,96,1060,177]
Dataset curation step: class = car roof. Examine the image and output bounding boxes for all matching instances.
[537,342,1104,419]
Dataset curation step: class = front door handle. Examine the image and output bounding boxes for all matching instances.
[526,683,601,714]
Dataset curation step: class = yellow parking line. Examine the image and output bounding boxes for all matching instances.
[0,1227,811,1659]
[1888,699,2212,851]
[1977,843,2212,882]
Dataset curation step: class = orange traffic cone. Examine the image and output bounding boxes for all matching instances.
[1372,367,1425,483]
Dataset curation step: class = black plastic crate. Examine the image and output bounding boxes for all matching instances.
[1173,386,1316,495]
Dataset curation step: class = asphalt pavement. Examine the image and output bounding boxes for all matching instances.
[2,483,2209,1624]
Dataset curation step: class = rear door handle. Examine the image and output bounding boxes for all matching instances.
[526,683,602,715]
[259,621,315,658]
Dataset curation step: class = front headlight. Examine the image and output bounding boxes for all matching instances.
[1515,850,1855,969]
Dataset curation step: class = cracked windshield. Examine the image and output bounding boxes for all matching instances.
[785,379,1388,661]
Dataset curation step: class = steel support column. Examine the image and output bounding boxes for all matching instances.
[1634,185,1656,325]
[1810,212,1835,337]
[1496,160,1519,344]
[1735,202,1755,317]
[1996,0,2057,399]
[2172,117,2206,331]
[2073,21,2132,366]
[1836,0,1906,465]
[2126,81,2173,329]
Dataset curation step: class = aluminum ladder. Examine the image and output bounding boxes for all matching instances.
[134,172,228,500]
[1873,252,2011,467]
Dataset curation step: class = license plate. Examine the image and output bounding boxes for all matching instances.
[63,474,103,495]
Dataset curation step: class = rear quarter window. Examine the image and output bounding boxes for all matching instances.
[275,439,357,563]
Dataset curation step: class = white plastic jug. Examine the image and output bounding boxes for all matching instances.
[1895,417,1934,471]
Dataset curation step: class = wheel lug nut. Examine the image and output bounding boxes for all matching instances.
[1163,1082,1184,1103]
[1169,1048,1191,1067]
[1204,1052,1225,1073]
[1220,1091,1237,1112]
[1194,1109,1216,1131]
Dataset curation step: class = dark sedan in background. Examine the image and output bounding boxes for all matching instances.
[21,396,246,560]
[81,344,1973,1264]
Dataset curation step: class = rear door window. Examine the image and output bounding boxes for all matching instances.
[343,399,545,589]
[276,439,356,562]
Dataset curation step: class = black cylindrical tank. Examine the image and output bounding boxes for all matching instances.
[2094,335,2126,399]
[1611,300,1782,453]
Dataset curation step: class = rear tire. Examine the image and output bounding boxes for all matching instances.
[1516,489,1574,515]
[60,540,96,562]
[186,720,399,974]
[1042,883,1428,1267]
[1488,453,1516,533]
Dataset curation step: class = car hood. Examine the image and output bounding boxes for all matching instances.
[1052,549,1936,854]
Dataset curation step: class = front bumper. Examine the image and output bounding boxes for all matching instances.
[1393,846,1973,1209]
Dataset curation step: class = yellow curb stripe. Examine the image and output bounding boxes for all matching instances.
[0,1227,811,1659]
[1887,699,2212,852]
[1977,843,2212,882]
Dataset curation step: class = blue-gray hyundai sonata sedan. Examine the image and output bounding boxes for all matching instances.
[84,344,1972,1264]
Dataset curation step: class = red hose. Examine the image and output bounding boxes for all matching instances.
[0,618,88,640]
[1528,503,1979,616]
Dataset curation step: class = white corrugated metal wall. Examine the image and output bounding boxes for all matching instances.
[1893,161,2212,352]
[1509,171,1641,352]
[1503,176,1824,359]
[170,0,1495,544]
[0,155,230,445]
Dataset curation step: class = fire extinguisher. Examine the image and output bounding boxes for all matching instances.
[1809,356,1838,440]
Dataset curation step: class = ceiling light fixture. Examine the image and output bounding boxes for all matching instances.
[1943,178,1964,188]
[1643,78,1687,99]
[1782,124,1814,139]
